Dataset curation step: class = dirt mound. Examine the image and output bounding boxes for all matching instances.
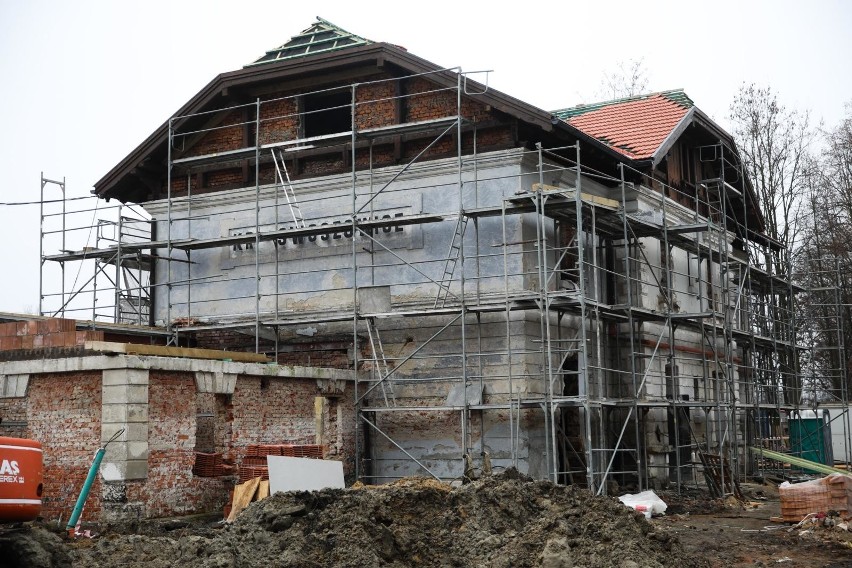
[67,470,707,568]
[0,525,71,568]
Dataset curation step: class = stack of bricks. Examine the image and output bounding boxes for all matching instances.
[238,443,327,482]
[0,318,104,351]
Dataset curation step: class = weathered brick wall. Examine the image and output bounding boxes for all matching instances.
[193,329,276,353]
[124,371,228,518]
[206,167,244,189]
[0,363,358,522]
[162,74,513,194]
[0,395,27,436]
[185,110,244,158]
[229,375,357,478]
[20,372,102,524]
[404,76,492,123]
[275,348,351,369]
[355,81,396,130]
[258,97,299,144]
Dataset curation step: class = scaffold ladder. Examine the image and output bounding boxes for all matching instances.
[271,149,306,228]
[366,317,395,406]
[434,215,468,307]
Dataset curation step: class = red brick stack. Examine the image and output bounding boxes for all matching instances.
[283,444,325,459]
[192,452,222,477]
[239,443,327,482]
[0,318,103,351]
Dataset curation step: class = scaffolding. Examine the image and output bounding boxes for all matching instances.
[39,174,153,325]
[40,68,851,493]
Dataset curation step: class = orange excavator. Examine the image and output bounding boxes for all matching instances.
[0,436,43,522]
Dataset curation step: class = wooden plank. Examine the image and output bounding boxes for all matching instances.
[256,479,270,501]
[227,477,262,522]
[84,340,269,363]
[532,183,620,209]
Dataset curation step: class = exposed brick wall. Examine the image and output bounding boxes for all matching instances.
[229,375,357,478]
[0,364,358,522]
[257,97,299,144]
[206,167,244,189]
[404,77,493,124]
[119,372,228,518]
[23,372,102,524]
[192,329,276,353]
[0,318,103,352]
[185,110,244,158]
[0,396,27,436]
[275,350,351,369]
[159,74,512,196]
[355,81,396,130]
[302,155,346,176]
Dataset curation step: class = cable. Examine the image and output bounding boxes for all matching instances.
[1,195,93,206]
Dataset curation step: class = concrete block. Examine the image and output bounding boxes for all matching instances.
[101,404,128,423]
[195,371,213,393]
[102,423,128,443]
[101,461,127,482]
[104,443,131,462]
[0,374,29,398]
[127,441,149,461]
[102,384,148,404]
[123,460,148,480]
[122,422,149,442]
[103,368,150,386]
[126,404,148,423]
[101,459,147,482]
[358,286,392,313]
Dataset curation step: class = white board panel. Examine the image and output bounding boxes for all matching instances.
[267,456,345,493]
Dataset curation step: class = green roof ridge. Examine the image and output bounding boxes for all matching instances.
[248,17,373,67]
[552,89,694,120]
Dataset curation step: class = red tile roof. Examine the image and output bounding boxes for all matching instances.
[558,92,692,160]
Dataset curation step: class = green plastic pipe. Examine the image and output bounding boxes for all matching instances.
[66,428,124,533]
[749,446,852,477]
[65,447,106,532]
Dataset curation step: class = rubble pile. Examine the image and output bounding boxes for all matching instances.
[63,470,705,568]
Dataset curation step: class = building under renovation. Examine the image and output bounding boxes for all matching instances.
[3,18,849,522]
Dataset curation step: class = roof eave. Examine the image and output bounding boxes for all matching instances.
[95,42,564,200]
[650,107,696,168]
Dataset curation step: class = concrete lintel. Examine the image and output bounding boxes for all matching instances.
[0,354,354,383]
[0,374,29,398]
[194,371,237,394]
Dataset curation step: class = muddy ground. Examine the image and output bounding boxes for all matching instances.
[658,482,852,567]
[1,471,851,567]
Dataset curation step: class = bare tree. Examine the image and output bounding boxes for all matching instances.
[597,58,650,100]
[798,104,852,398]
[729,84,814,277]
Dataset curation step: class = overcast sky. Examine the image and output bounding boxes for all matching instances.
[0,0,850,315]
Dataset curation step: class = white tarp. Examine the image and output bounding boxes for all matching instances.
[267,456,345,493]
[618,490,668,519]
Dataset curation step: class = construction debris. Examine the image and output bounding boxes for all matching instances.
[65,470,706,568]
